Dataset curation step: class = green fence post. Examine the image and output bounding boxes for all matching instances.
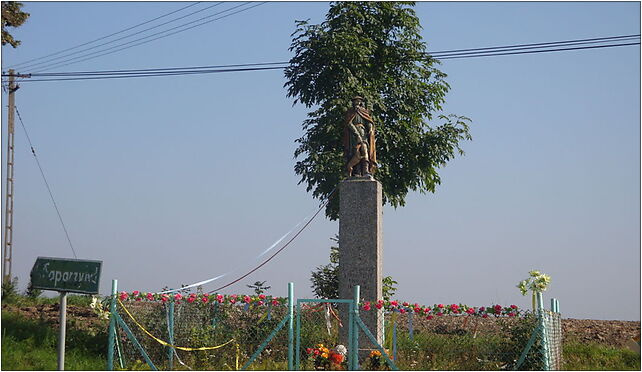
[352,285,360,371]
[392,316,397,362]
[288,282,294,371]
[212,301,218,328]
[107,279,118,371]
[537,292,551,370]
[168,301,175,370]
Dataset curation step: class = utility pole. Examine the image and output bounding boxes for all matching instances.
[3,69,18,285]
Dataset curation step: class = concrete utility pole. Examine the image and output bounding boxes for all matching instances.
[3,70,18,284]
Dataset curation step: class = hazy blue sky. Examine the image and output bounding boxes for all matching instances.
[1,2,639,320]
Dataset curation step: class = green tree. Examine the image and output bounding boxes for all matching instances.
[1,1,29,48]
[246,280,271,295]
[285,2,471,219]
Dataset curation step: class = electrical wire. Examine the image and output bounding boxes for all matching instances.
[18,3,225,72]
[2,33,638,83]
[207,189,336,294]
[28,2,267,73]
[14,106,78,259]
[6,2,203,69]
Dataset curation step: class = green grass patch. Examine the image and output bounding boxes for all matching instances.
[1,310,107,370]
[563,341,640,370]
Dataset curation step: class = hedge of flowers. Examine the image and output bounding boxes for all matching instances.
[359,300,521,319]
[117,291,287,307]
[116,291,521,318]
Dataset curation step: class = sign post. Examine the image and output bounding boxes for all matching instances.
[30,257,102,370]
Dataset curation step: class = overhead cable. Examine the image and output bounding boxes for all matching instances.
[6,2,203,69]
[28,2,267,73]
[14,107,78,259]
[3,34,638,83]
[17,2,225,72]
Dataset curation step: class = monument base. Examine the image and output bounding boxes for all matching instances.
[338,177,383,350]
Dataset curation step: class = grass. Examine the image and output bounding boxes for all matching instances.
[1,292,639,370]
[1,310,107,370]
[562,341,640,371]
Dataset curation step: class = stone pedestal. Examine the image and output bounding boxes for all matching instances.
[338,177,383,348]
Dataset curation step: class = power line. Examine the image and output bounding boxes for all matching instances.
[14,107,78,259]
[17,2,225,72]
[3,34,638,83]
[6,2,203,69]
[428,34,640,56]
[28,2,267,73]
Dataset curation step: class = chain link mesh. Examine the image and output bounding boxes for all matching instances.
[112,299,290,370]
[108,299,562,371]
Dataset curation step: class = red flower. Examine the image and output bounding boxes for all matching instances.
[330,352,344,364]
[437,304,444,309]
[424,307,431,313]
[243,295,251,304]
[426,315,434,320]
[414,307,421,313]
[259,294,266,300]
[390,301,398,307]
[132,290,140,296]
[174,293,183,301]
[314,349,320,356]
[450,304,459,311]
[189,293,196,298]
[230,299,236,304]
[202,296,209,303]
[466,308,475,315]
[161,296,169,303]
[231,294,238,299]
[271,299,279,306]
[187,297,195,303]
[146,293,154,301]
[375,303,383,309]
[257,300,264,306]
[135,297,142,302]
[508,312,516,317]
[482,314,489,318]
[119,292,128,301]
[510,304,518,309]
[363,302,371,311]
[437,312,443,317]
[399,308,406,314]
[306,348,312,354]
[377,299,384,304]
[402,302,409,307]
[479,306,486,312]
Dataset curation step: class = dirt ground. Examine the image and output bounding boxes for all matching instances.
[3,303,640,349]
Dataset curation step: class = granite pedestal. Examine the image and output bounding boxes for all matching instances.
[338,177,383,349]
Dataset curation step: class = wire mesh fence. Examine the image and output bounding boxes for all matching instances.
[107,292,562,371]
[111,296,291,370]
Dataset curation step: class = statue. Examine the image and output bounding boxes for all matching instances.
[343,96,377,177]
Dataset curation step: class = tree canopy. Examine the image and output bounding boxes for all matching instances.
[2,1,29,48]
[284,1,471,220]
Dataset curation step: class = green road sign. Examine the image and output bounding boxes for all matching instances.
[30,257,102,294]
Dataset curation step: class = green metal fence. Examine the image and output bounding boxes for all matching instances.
[106,281,561,371]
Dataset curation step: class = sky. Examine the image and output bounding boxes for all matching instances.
[1,1,639,321]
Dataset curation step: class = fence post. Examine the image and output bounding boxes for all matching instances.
[106,279,118,370]
[168,301,175,370]
[392,317,397,362]
[288,282,294,371]
[537,292,551,370]
[351,285,360,371]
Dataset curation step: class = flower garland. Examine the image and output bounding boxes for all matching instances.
[116,291,521,318]
[359,300,521,318]
[117,291,287,307]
